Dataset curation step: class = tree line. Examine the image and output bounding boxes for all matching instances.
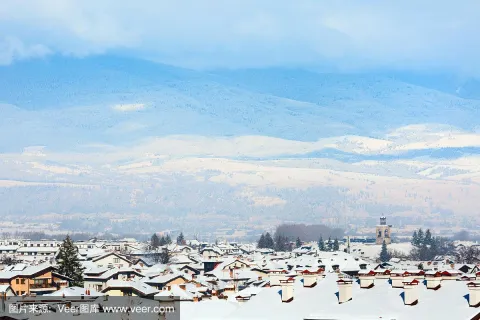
[257,232,341,252]
[317,236,340,251]
[148,232,186,264]
[409,228,455,261]
[257,232,294,252]
[379,228,480,264]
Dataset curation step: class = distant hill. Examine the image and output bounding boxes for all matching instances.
[1,56,479,150]
[0,56,479,228]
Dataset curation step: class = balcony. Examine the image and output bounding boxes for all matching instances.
[30,281,59,291]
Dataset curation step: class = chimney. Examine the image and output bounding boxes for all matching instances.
[337,279,353,304]
[403,279,419,306]
[258,276,263,281]
[359,271,375,289]
[269,270,287,286]
[279,278,295,303]
[390,273,403,288]
[302,271,317,288]
[425,272,442,290]
[467,282,480,308]
[476,272,480,281]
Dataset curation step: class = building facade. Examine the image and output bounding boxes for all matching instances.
[375,216,392,245]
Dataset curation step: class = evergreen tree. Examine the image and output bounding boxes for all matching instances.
[418,243,430,261]
[430,238,439,259]
[411,230,418,247]
[56,235,85,287]
[332,238,340,251]
[417,229,424,246]
[165,234,172,244]
[257,234,266,248]
[327,236,332,251]
[379,240,391,262]
[318,236,325,251]
[159,236,167,246]
[274,234,288,252]
[424,229,433,246]
[177,232,185,245]
[150,233,160,249]
[264,232,275,249]
[295,237,302,248]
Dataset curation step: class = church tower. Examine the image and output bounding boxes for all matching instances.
[375,216,391,245]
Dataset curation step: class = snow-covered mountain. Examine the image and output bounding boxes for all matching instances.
[0,56,479,226]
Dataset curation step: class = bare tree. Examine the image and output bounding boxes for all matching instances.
[456,246,480,264]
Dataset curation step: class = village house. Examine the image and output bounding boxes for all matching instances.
[143,273,189,291]
[89,252,132,269]
[0,263,70,296]
[83,267,144,292]
[101,279,159,298]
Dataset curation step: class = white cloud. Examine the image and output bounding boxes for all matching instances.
[0,36,50,65]
[22,146,47,157]
[0,0,479,73]
[111,104,146,112]
[10,124,479,168]
[88,125,480,160]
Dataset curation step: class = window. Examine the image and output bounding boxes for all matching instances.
[21,279,25,284]
[114,258,120,263]
[21,291,25,295]
[16,279,19,284]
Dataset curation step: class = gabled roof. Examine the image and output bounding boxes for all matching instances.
[0,263,55,280]
[0,285,15,295]
[91,252,132,264]
[47,286,104,297]
[179,264,201,274]
[102,280,159,296]
[143,273,188,286]
[83,267,144,281]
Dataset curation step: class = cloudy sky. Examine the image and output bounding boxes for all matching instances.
[1,0,480,74]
